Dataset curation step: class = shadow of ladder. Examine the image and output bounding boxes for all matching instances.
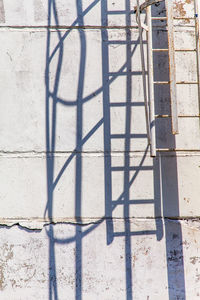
[101,1,162,239]
[100,0,200,298]
[101,2,163,298]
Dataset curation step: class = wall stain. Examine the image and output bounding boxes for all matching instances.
[190,256,200,265]
[0,0,5,23]
[174,0,191,24]
[34,0,47,22]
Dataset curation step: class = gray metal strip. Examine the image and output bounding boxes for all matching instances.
[166,0,179,134]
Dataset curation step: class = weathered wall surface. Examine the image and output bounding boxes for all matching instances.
[0,0,200,299]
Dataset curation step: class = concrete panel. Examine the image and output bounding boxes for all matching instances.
[0,0,146,27]
[1,153,200,224]
[0,25,199,153]
[1,0,194,27]
[156,118,200,150]
[0,0,200,298]
[0,219,199,299]
[0,29,103,152]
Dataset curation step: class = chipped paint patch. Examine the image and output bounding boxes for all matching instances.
[174,1,187,17]
[173,0,193,24]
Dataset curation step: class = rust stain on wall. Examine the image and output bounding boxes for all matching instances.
[174,1,186,17]
[174,0,191,24]
[185,0,192,4]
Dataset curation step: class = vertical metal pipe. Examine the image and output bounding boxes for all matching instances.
[146,4,156,157]
[137,0,151,146]
[166,0,179,134]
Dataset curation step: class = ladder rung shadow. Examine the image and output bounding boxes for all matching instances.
[107,10,135,15]
[110,102,145,107]
[114,230,157,237]
[111,166,153,171]
[110,134,147,139]
[112,199,155,205]
[107,41,145,45]
[109,71,147,76]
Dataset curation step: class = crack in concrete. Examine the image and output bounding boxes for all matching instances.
[0,217,200,231]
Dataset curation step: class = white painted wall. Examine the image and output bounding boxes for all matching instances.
[0,0,200,299]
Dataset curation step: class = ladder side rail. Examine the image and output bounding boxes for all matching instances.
[166,0,179,134]
[136,0,151,146]
[146,3,156,157]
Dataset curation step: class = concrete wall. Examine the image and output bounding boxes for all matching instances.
[0,0,200,299]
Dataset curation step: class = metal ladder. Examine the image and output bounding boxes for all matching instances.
[136,0,200,157]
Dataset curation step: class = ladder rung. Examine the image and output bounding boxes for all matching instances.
[154,81,198,85]
[153,49,196,52]
[175,49,196,52]
[177,81,198,84]
[112,199,155,205]
[174,17,195,20]
[154,81,170,84]
[152,17,195,21]
[157,149,200,152]
[151,17,167,20]
[156,114,200,118]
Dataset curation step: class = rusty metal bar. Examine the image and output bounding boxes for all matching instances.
[147,2,156,157]
[166,0,179,134]
[155,114,200,118]
[153,49,196,52]
[154,81,198,84]
[176,81,198,84]
[194,0,200,113]
[154,81,170,84]
[152,16,195,20]
[175,49,196,52]
[174,17,195,20]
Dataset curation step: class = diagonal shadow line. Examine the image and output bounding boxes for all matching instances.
[48,39,141,107]
[45,144,149,243]
[49,93,78,106]
[49,2,64,155]
[44,117,104,218]
[45,218,105,244]
[49,0,101,62]
[112,145,149,211]
[53,118,104,188]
